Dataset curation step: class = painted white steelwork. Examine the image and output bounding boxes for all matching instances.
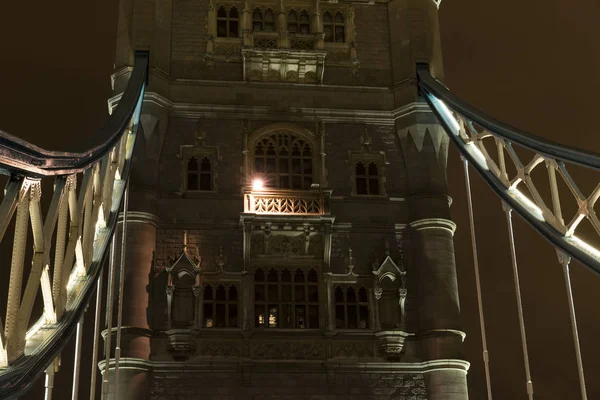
[0,52,148,399]
[418,65,592,400]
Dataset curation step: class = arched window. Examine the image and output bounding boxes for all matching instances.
[203,284,239,328]
[217,6,239,38]
[335,286,369,329]
[186,157,213,191]
[253,8,275,32]
[253,131,314,189]
[288,10,310,34]
[254,268,319,328]
[355,161,379,195]
[323,11,345,43]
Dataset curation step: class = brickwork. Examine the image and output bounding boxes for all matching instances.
[171,0,208,77]
[351,4,392,87]
[151,370,427,400]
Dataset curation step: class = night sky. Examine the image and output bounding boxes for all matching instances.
[0,0,599,399]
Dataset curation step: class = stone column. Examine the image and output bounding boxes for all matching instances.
[398,120,469,400]
[103,210,157,400]
[102,102,166,399]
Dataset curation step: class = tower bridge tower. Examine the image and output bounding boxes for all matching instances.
[107,0,468,398]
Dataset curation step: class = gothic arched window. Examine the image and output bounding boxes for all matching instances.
[217,6,239,38]
[253,131,314,189]
[323,11,345,43]
[288,10,310,34]
[355,161,380,195]
[203,284,239,328]
[253,8,275,32]
[254,268,319,328]
[334,286,369,329]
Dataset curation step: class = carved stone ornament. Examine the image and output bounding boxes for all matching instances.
[267,234,305,256]
[242,48,326,84]
[198,341,241,357]
[192,286,202,297]
[374,287,383,300]
[252,341,325,359]
[167,331,196,361]
[250,233,265,256]
[368,374,426,399]
[166,285,175,296]
[203,52,215,69]
[334,342,373,358]
[375,331,409,359]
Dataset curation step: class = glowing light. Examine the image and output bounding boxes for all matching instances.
[25,317,46,341]
[464,142,490,171]
[569,236,600,261]
[40,265,56,324]
[509,189,545,222]
[252,179,264,191]
[431,95,460,133]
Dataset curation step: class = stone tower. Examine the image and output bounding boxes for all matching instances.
[106,0,468,399]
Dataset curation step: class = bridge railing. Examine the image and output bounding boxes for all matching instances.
[0,51,148,399]
[418,64,595,400]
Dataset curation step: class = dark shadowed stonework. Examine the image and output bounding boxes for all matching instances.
[102,0,469,398]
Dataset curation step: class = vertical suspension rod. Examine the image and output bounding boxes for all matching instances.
[462,158,493,400]
[71,316,84,400]
[102,235,118,399]
[558,254,587,400]
[90,273,104,400]
[44,365,54,400]
[114,180,130,397]
[504,206,534,400]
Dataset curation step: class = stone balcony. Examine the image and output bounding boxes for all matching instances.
[243,189,331,216]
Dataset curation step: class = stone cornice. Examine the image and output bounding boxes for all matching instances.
[108,91,432,125]
[408,218,457,235]
[98,357,469,374]
[117,211,160,227]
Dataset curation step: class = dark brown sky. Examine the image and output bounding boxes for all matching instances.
[1,0,599,399]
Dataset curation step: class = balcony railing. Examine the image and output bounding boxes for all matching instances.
[244,189,330,216]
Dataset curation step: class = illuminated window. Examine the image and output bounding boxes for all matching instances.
[203,284,239,328]
[323,11,345,43]
[355,161,380,195]
[254,268,319,328]
[217,6,239,38]
[335,286,369,329]
[254,131,313,189]
[253,8,275,32]
[288,10,310,34]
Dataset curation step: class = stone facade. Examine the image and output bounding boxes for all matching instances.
[105,0,469,399]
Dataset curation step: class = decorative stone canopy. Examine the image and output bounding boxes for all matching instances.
[242,48,327,84]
